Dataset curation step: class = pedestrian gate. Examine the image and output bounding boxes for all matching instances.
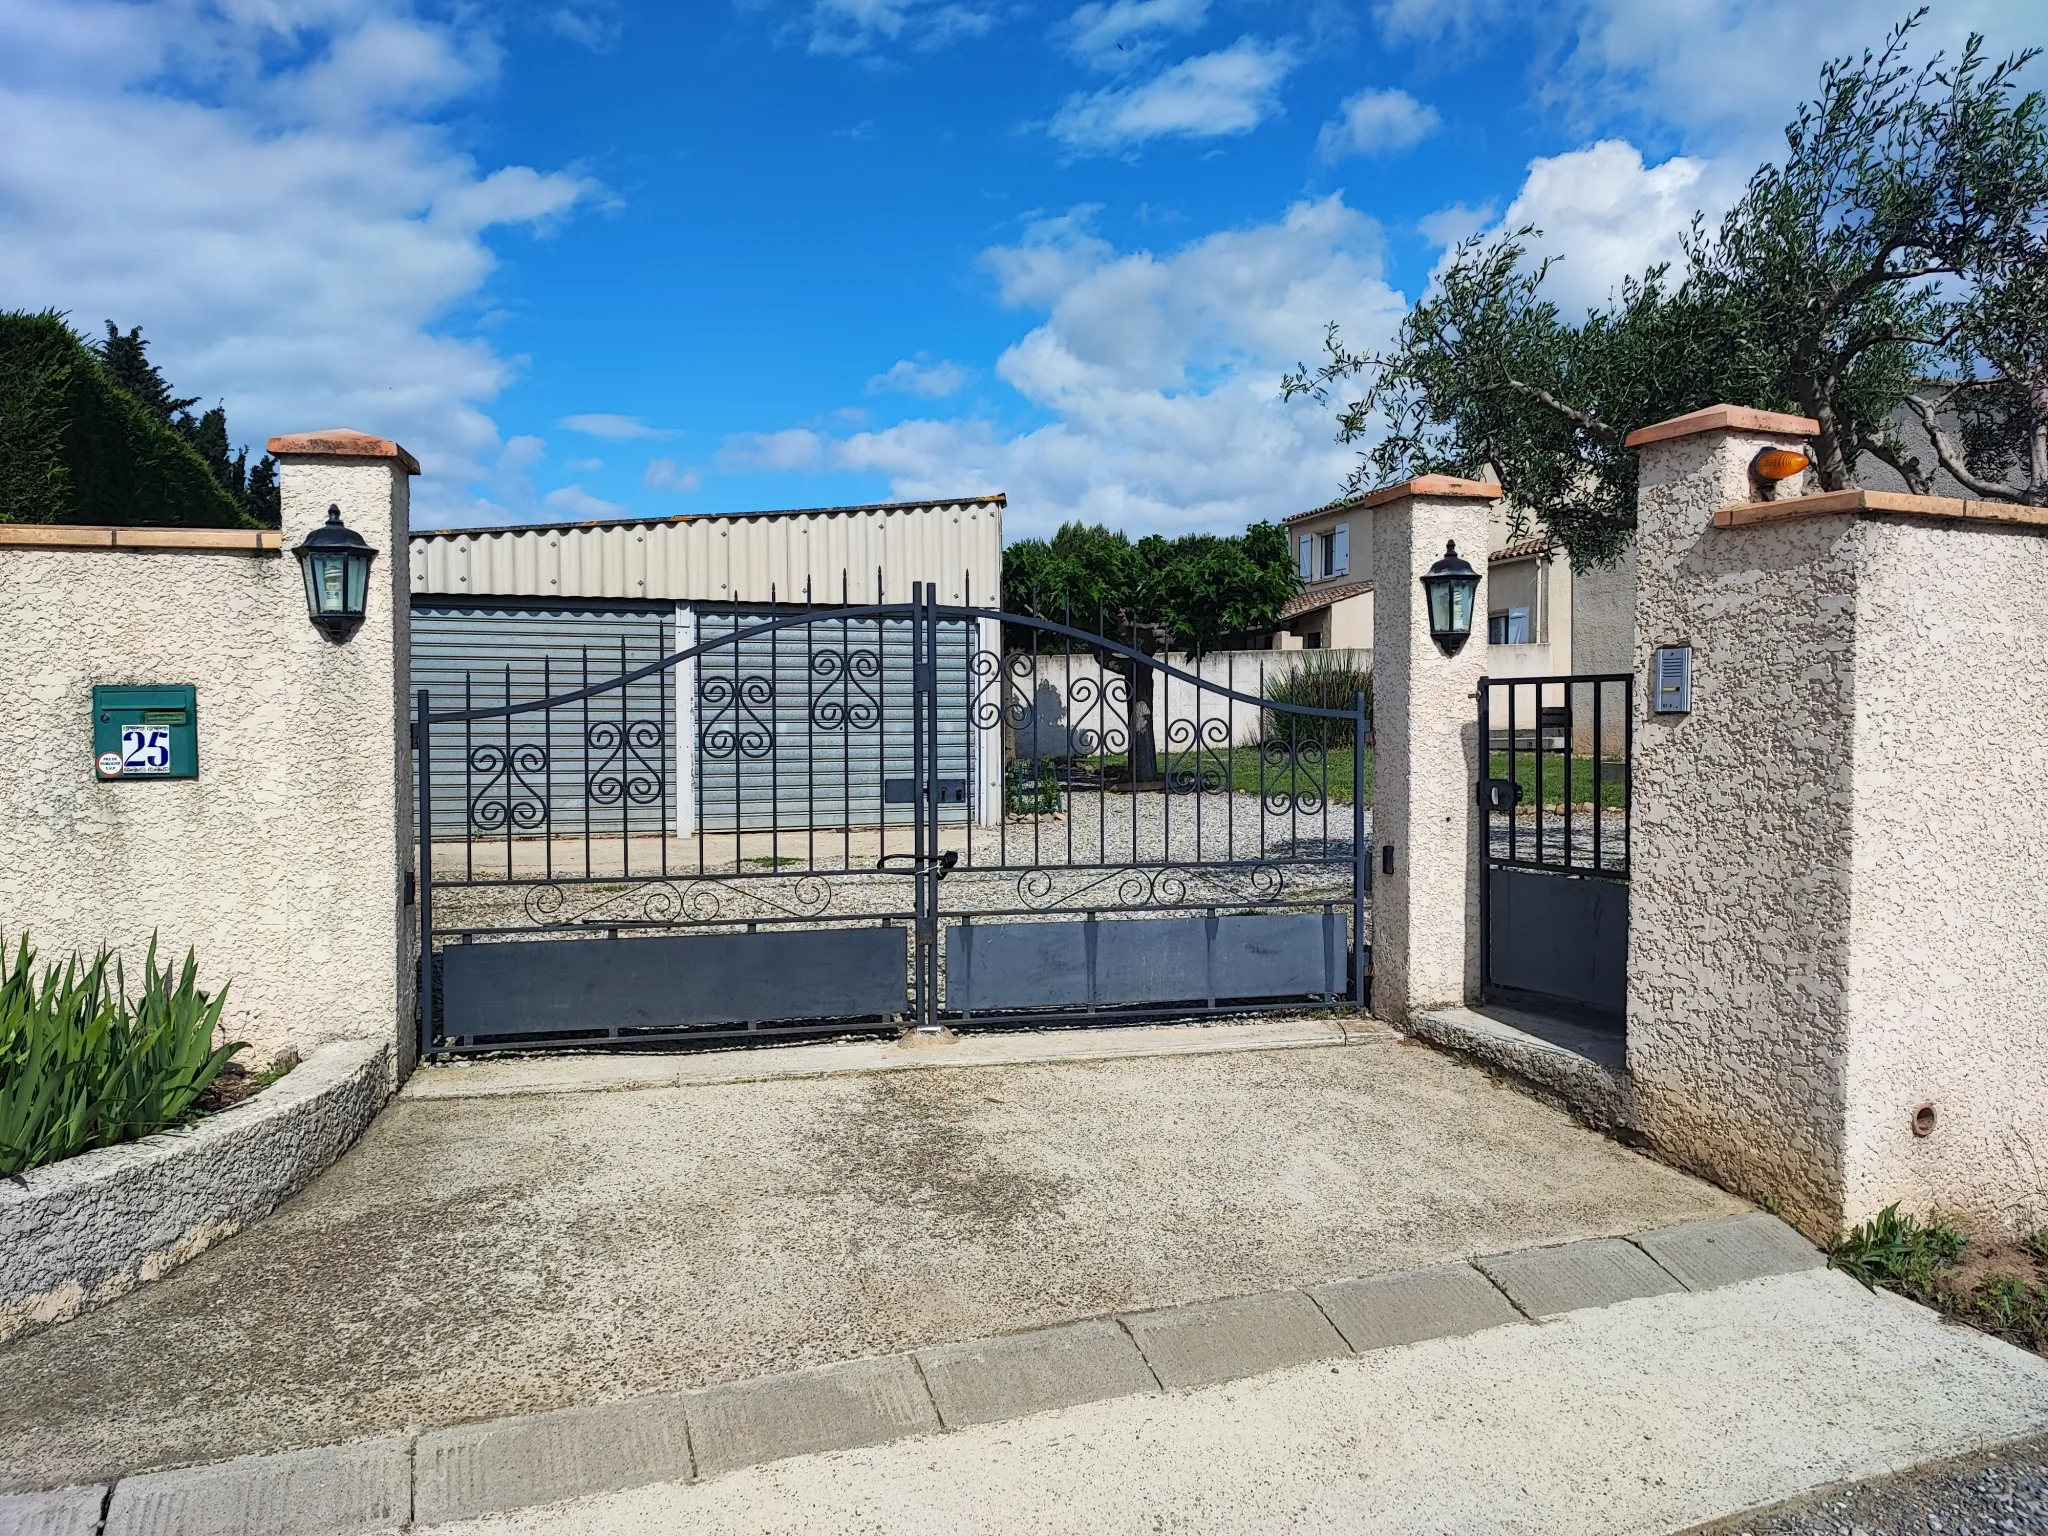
[413,588,1370,1054]
[1476,674,1631,1021]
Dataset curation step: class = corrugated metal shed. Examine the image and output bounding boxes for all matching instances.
[409,495,1005,606]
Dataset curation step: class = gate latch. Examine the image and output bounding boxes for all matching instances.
[1478,778,1523,813]
[884,777,969,805]
[875,849,960,878]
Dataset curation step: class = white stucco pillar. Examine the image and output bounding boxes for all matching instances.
[1368,476,1499,1024]
[1625,404,2048,1236]
[269,429,418,1079]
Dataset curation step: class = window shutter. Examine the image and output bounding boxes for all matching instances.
[1332,523,1349,576]
[1299,534,1313,580]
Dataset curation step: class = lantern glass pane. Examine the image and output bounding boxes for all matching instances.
[318,552,349,613]
[1428,579,1452,633]
[344,550,371,614]
[1450,577,1475,632]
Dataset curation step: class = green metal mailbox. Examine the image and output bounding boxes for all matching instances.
[93,685,198,781]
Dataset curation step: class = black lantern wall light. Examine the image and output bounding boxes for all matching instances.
[1419,540,1481,656]
[293,504,379,641]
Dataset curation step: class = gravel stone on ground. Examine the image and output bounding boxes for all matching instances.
[1706,1436,2048,1535]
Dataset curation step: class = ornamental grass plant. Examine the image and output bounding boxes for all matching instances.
[0,933,245,1177]
[1262,653,1372,749]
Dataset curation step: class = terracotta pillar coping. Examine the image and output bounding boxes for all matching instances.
[1623,405,1819,449]
[1357,475,1502,508]
[267,429,421,477]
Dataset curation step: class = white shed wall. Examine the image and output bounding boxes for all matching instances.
[409,497,1003,609]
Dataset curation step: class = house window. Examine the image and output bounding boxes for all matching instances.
[1487,607,1531,645]
[1332,522,1349,577]
[1304,631,1324,649]
[1299,534,1313,580]
[1316,531,1334,578]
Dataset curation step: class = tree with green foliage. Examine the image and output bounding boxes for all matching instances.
[0,312,250,529]
[91,322,281,527]
[1002,520,1299,782]
[1285,13,2048,569]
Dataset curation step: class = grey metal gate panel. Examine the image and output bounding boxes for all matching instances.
[412,604,673,838]
[693,611,972,832]
[946,913,1336,1012]
[1485,866,1627,1018]
[440,927,907,1038]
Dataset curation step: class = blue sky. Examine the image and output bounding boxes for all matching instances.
[3,0,2042,538]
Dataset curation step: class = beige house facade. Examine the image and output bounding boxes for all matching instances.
[1272,489,1633,677]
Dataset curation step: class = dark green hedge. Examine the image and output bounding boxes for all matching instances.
[0,312,250,528]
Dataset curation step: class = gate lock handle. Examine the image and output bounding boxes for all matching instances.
[1478,777,1524,813]
[875,849,960,878]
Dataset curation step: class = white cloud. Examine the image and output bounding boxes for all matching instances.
[643,458,701,492]
[1547,0,2048,141]
[801,0,998,56]
[559,413,676,440]
[565,456,603,471]
[0,1,599,525]
[544,484,628,517]
[1458,139,1740,312]
[1417,201,1492,248]
[1374,0,2048,143]
[721,196,1406,539]
[1049,37,1299,153]
[549,5,623,52]
[1059,0,1209,69]
[867,357,969,398]
[718,429,827,472]
[1315,87,1439,160]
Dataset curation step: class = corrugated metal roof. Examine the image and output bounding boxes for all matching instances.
[409,494,1004,606]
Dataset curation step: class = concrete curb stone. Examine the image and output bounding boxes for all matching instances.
[413,1395,693,1526]
[1631,1212,1822,1291]
[0,1037,391,1349]
[684,1356,939,1479]
[27,1214,1842,1533]
[1309,1262,1528,1352]
[101,1436,411,1536]
[1476,1238,1686,1318]
[1121,1289,1352,1390]
[916,1319,1160,1428]
[0,1486,107,1536]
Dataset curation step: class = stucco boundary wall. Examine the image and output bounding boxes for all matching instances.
[0,431,417,1073]
[1009,648,1373,759]
[0,1036,391,1346]
[1624,404,2048,1237]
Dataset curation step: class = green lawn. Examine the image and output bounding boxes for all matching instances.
[1488,751,1627,811]
[1014,745,1372,808]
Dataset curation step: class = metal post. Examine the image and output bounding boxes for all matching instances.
[909,582,935,1031]
[925,583,942,1027]
[1477,679,1491,996]
[1352,688,1368,1007]
[415,688,436,1063]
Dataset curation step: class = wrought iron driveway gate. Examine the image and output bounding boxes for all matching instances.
[1476,673,1631,1020]
[414,586,1370,1056]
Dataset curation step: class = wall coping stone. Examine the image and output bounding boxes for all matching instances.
[267,428,421,476]
[1357,475,1502,508]
[0,526,281,553]
[1624,405,1820,448]
[1714,487,2048,532]
[0,1036,391,1347]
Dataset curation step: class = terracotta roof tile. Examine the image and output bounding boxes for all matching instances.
[1278,579,1371,621]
